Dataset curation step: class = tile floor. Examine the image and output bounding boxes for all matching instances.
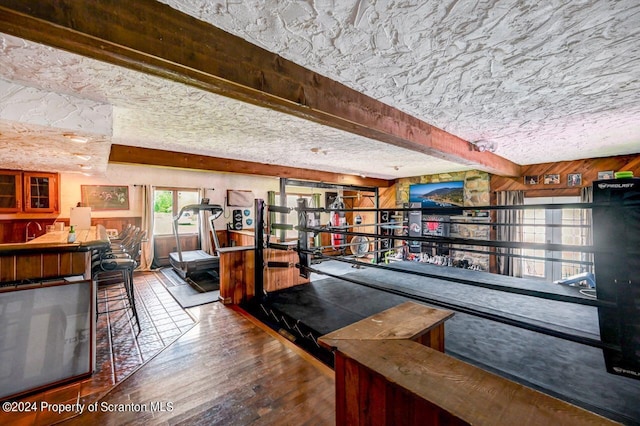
[3,271,196,426]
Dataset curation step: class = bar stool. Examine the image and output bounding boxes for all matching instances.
[94,256,140,331]
[93,228,145,332]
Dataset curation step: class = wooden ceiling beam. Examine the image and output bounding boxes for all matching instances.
[0,0,521,177]
[109,145,393,188]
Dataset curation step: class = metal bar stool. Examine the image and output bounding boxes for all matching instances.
[93,229,144,332]
[94,256,140,332]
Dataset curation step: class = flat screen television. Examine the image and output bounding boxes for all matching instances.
[409,181,464,210]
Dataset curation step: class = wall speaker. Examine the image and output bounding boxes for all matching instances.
[232,209,243,230]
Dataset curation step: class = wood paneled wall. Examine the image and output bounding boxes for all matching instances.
[491,154,640,198]
[0,251,89,283]
[0,217,141,244]
[153,234,199,267]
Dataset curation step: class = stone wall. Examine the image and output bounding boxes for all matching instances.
[395,170,490,207]
[394,170,491,270]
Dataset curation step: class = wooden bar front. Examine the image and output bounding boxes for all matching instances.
[0,226,109,283]
[0,226,109,399]
[319,302,619,426]
[218,236,308,305]
[219,246,255,305]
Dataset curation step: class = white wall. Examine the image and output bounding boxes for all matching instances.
[60,164,283,229]
[60,164,329,230]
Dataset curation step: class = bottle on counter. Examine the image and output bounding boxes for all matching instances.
[67,225,76,243]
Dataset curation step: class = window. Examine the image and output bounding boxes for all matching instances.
[521,206,546,278]
[522,197,591,281]
[153,188,200,236]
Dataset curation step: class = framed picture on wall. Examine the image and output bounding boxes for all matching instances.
[567,173,582,187]
[598,170,614,180]
[81,185,130,210]
[544,174,560,184]
[524,175,539,185]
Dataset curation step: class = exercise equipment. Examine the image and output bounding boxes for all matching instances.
[169,202,223,279]
[592,177,640,380]
[249,191,640,423]
[329,194,346,250]
[265,196,637,357]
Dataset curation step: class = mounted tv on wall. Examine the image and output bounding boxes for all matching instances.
[409,181,464,209]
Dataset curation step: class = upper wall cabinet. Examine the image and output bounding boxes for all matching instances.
[0,170,22,213]
[24,172,58,213]
[0,170,59,214]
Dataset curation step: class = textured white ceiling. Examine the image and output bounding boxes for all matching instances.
[1,0,639,179]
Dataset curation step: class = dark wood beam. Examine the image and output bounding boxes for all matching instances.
[0,0,521,177]
[109,145,392,188]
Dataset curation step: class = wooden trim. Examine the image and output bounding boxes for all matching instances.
[491,154,640,196]
[0,0,520,177]
[109,145,392,187]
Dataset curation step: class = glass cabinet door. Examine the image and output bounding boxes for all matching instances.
[23,172,58,213]
[0,171,21,212]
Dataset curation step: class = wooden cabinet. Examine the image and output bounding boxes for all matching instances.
[0,170,22,212]
[0,170,59,214]
[228,230,255,247]
[23,172,58,213]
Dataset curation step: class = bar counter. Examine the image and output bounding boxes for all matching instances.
[0,226,109,283]
[0,226,109,399]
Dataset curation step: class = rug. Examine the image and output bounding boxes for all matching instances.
[159,267,221,308]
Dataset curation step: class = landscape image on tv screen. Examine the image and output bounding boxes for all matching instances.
[409,181,464,208]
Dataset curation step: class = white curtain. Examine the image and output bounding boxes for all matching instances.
[138,184,155,271]
[581,186,594,274]
[199,188,213,254]
[496,190,524,277]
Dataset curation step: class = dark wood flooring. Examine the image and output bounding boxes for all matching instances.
[61,289,335,425]
[3,272,334,425]
[3,272,198,426]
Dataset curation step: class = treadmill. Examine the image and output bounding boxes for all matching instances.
[169,202,223,279]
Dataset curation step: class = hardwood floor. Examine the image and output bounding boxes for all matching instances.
[61,283,335,425]
[2,272,197,426]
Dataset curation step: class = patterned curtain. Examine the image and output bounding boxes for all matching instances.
[138,184,155,271]
[496,190,524,277]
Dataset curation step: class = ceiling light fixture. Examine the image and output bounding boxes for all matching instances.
[64,133,89,143]
[79,165,92,170]
[471,140,497,153]
[310,147,328,155]
[74,154,92,161]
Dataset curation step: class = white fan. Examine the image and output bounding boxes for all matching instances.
[350,236,370,257]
